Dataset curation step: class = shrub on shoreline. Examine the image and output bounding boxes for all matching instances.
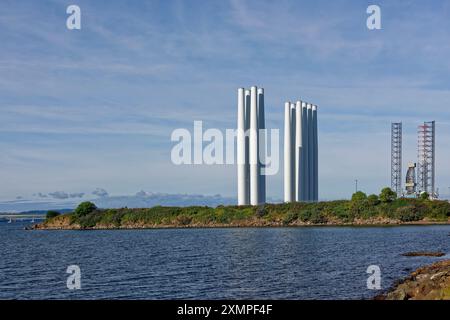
[74,201,97,217]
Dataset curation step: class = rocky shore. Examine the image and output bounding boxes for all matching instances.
[377,260,450,300]
[31,215,450,230]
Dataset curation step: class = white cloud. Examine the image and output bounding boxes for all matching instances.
[92,188,109,198]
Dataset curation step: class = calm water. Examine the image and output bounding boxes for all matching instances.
[0,221,449,300]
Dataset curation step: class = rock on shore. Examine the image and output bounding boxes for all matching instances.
[402,252,445,257]
[377,260,450,300]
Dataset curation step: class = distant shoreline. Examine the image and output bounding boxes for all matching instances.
[31,221,450,231]
[32,198,450,230]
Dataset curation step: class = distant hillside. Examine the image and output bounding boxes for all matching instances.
[20,209,73,215]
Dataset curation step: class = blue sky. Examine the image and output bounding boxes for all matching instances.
[1,0,450,210]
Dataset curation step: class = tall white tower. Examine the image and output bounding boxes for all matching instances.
[283,98,319,203]
[249,86,259,205]
[237,88,248,205]
[245,89,251,201]
[258,88,266,204]
[312,105,318,201]
[307,103,313,201]
[301,102,308,201]
[295,101,303,201]
[284,102,293,202]
[237,86,266,206]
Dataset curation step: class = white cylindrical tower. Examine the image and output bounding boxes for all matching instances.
[301,102,308,201]
[307,103,313,201]
[237,88,248,205]
[312,105,318,201]
[249,86,259,205]
[295,101,303,202]
[257,88,266,204]
[284,102,293,202]
[244,89,251,202]
[290,103,296,201]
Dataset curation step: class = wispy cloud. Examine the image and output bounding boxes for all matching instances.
[92,188,109,198]
[47,191,85,200]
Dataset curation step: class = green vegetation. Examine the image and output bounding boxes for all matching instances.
[351,191,367,202]
[74,201,97,217]
[46,210,60,220]
[420,192,430,200]
[380,187,397,203]
[367,194,380,206]
[42,189,450,229]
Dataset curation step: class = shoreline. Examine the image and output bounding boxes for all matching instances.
[31,219,450,231]
[376,259,450,300]
[32,199,450,231]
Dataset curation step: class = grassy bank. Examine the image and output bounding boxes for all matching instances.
[36,196,450,230]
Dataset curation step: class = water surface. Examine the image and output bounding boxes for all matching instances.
[0,221,449,299]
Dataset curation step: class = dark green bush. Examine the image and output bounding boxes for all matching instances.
[256,206,267,217]
[427,201,450,220]
[46,210,60,220]
[77,211,104,228]
[367,194,380,206]
[380,187,397,203]
[420,192,430,200]
[297,208,327,224]
[395,206,424,222]
[101,209,125,227]
[351,191,367,202]
[283,211,298,225]
[310,211,328,224]
[74,201,97,217]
